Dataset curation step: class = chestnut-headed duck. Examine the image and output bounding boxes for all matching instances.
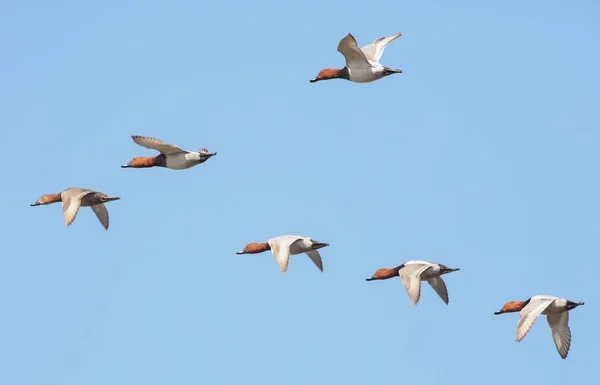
[494,295,584,359]
[31,187,120,230]
[310,32,402,84]
[366,260,460,305]
[121,135,216,170]
[236,235,329,273]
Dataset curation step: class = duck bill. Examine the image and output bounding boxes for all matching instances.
[30,202,40,206]
[309,77,320,83]
[441,267,460,274]
[366,276,375,281]
[236,250,247,255]
[493,310,504,315]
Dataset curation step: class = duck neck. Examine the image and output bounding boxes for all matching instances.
[45,193,62,204]
[339,67,350,80]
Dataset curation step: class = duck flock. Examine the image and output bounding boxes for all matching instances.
[30,32,584,360]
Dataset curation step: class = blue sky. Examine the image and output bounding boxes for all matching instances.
[1,0,599,384]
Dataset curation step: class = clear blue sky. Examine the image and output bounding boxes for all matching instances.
[1,1,598,384]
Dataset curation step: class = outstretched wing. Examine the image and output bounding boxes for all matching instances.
[337,33,371,69]
[269,237,303,273]
[399,264,432,305]
[131,136,187,155]
[91,204,110,230]
[62,189,93,227]
[427,277,450,305]
[517,298,555,342]
[305,250,323,272]
[547,311,571,359]
[361,32,402,63]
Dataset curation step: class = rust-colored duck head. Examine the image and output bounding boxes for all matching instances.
[236,242,271,255]
[494,300,529,315]
[310,68,349,83]
[366,265,405,281]
[121,156,160,168]
[30,193,61,206]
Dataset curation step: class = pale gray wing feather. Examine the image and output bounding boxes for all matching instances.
[61,189,93,227]
[91,204,110,230]
[399,264,432,305]
[131,136,187,155]
[517,298,555,342]
[270,237,302,273]
[547,311,571,359]
[337,33,371,69]
[305,250,323,272]
[361,32,402,63]
[427,277,450,304]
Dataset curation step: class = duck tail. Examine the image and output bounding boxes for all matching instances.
[383,67,402,75]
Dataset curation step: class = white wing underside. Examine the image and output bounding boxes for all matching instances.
[269,236,323,273]
[517,298,555,342]
[547,311,571,359]
[399,264,432,305]
[270,237,302,273]
[62,190,94,226]
[360,32,402,63]
[337,33,372,69]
